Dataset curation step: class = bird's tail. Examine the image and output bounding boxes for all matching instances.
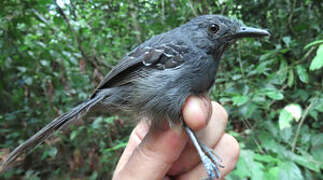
[1,95,104,170]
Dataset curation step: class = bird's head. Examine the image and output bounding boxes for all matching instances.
[183,15,270,57]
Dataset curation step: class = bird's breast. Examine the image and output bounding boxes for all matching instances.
[182,56,219,94]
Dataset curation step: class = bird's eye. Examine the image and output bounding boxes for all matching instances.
[208,24,220,33]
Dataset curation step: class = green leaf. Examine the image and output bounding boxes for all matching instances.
[231,151,252,178]
[278,161,304,180]
[314,98,323,112]
[309,44,323,71]
[265,90,284,100]
[304,40,323,50]
[296,65,309,83]
[40,60,49,66]
[24,77,33,85]
[288,151,321,172]
[311,133,323,168]
[283,36,291,47]
[17,66,27,72]
[47,147,58,158]
[92,116,103,129]
[104,116,116,124]
[232,95,249,106]
[284,104,302,121]
[70,130,78,140]
[89,171,98,180]
[25,170,40,180]
[259,135,287,158]
[264,167,279,180]
[41,147,57,160]
[280,127,293,142]
[103,142,127,152]
[254,154,280,164]
[230,150,265,179]
[277,59,288,84]
[287,69,294,87]
[279,109,293,129]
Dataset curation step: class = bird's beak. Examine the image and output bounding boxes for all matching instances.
[232,27,270,39]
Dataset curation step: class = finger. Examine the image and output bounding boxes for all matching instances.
[168,101,228,175]
[182,96,212,131]
[113,123,188,180]
[196,101,228,147]
[177,134,240,180]
[113,121,150,175]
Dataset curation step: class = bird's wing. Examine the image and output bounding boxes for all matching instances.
[91,42,189,97]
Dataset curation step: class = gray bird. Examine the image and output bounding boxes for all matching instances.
[2,15,269,179]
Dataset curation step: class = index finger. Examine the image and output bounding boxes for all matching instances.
[112,122,188,180]
[182,96,212,131]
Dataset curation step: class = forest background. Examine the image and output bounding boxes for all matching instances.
[0,0,322,179]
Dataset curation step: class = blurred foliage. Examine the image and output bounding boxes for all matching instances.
[0,0,322,179]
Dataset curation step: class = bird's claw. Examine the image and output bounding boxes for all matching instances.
[201,155,218,180]
[184,126,224,180]
[200,143,224,179]
[201,143,225,168]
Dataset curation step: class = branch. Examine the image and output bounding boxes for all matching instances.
[287,0,296,35]
[241,118,265,154]
[129,1,142,43]
[55,3,104,78]
[188,0,198,16]
[31,8,57,32]
[161,0,165,22]
[291,98,316,152]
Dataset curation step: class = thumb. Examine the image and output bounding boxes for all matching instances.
[113,123,188,180]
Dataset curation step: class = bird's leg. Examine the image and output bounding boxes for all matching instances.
[184,125,223,179]
[199,141,224,168]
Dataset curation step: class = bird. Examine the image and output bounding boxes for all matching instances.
[2,15,269,179]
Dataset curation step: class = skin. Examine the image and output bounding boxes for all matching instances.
[113,96,240,180]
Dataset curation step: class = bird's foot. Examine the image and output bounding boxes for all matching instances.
[184,126,224,180]
[200,153,219,180]
[199,142,224,179]
[200,143,224,168]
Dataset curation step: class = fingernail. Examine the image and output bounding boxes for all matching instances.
[200,96,212,124]
[183,96,209,130]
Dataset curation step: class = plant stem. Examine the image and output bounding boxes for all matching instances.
[291,98,316,152]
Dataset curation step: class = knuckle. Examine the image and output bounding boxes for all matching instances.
[212,102,229,125]
[225,134,240,168]
[137,144,155,161]
[219,105,229,122]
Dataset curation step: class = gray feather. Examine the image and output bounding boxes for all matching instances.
[2,95,104,170]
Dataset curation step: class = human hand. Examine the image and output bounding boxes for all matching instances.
[112,96,240,180]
